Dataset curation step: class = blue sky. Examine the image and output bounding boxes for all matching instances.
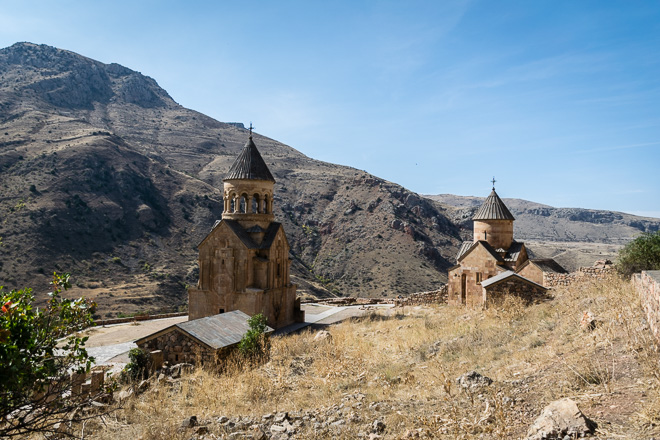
[1,1,659,217]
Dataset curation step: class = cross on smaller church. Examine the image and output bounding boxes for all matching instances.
[248,122,254,138]
[491,177,496,189]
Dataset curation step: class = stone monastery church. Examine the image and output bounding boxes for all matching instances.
[447,184,566,307]
[187,132,304,328]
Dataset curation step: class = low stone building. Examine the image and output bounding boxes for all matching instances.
[135,310,274,365]
[188,131,304,328]
[481,271,547,305]
[447,183,560,307]
[517,258,569,286]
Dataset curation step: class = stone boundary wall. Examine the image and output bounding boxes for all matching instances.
[634,270,660,343]
[393,286,448,306]
[303,285,448,307]
[95,311,188,326]
[544,264,616,287]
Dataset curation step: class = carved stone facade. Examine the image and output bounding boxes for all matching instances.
[447,186,561,307]
[188,134,304,328]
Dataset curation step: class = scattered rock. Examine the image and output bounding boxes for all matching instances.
[195,426,209,435]
[371,419,386,433]
[181,415,198,428]
[456,371,493,390]
[136,379,150,394]
[313,330,332,342]
[117,388,133,401]
[270,424,287,434]
[580,311,597,331]
[526,398,597,440]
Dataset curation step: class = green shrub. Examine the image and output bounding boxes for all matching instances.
[124,347,150,381]
[238,313,270,361]
[617,231,660,277]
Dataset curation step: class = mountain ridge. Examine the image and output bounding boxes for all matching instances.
[0,42,461,317]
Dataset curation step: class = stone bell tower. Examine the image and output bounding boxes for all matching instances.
[188,127,304,328]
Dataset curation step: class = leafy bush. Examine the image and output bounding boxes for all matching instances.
[238,313,270,361]
[0,273,100,437]
[617,231,660,277]
[124,347,150,381]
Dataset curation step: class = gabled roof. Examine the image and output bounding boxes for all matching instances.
[502,241,525,263]
[525,258,568,274]
[456,241,474,261]
[176,310,274,349]
[224,136,275,182]
[473,189,515,221]
[481,270,546,290]
[135,310,274,350]
[457,240,504,264]
[200,220,286,251]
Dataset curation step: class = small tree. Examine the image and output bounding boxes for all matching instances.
[617,231,660,277]
[237,313,270,361]
[124,347,151,381]
[0,273,106,437]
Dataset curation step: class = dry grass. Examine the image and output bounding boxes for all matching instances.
[70,275,660,439]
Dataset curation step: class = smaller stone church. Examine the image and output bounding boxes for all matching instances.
[187,132,304,329]
[447,185,564,307]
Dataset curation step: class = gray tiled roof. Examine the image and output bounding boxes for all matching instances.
[481,270,545,290]
[503,241,524,262]
[473,189,515,221]
[224,137,275,182]
[530,258,568,274]
[457,240,504,263]
[456,241,474,261]
[176,310,274,350]
[223,220,282,250]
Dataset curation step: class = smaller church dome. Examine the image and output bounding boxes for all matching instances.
[473,189,515,220]
[224,136,275,182]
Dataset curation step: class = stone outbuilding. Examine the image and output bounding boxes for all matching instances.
[517,258,569,286]
[447,184,560,307]
[135,310,274,364]
[481,271,547,305]
[188,132,304,328]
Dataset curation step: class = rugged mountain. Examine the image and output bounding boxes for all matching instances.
[426,194,660,270]
[0,42,461,317]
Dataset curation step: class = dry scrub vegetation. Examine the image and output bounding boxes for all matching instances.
[76,276,660,439]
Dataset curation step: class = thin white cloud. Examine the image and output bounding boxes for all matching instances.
[575,141,660,154]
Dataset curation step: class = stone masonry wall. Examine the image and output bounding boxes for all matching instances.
[544,262,616,287]
[484,280,547,306]
[634,270,660,343]
[307,285,448,307]
[393,286,448,306]
[138,329,214,364]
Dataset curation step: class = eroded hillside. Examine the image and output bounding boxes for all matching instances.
[0,42,460,316]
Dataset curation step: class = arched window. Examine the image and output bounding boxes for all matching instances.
[264,194,270,214]
[239,194,247,213]
[229,193,236,213]
[252,193,260,213]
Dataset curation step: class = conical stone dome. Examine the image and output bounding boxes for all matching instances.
[473,189,515,221]
[224,136,275,182]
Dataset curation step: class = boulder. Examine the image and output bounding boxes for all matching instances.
[526,398,596,440]
[313,330,332,342]
[181,415,198,428]
[456,371,493,391]
[580,311,597,331]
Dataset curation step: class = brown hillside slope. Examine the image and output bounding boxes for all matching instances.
[0,42,460,316]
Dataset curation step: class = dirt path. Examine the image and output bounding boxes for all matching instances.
[82,316,188,348]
